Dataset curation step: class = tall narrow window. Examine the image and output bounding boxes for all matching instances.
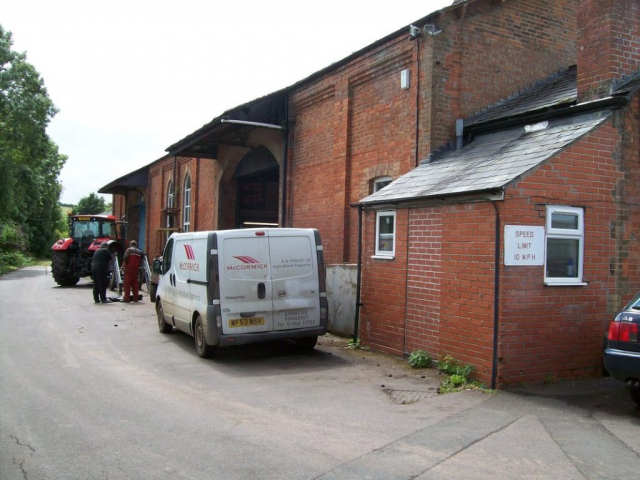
[375,211,396,257]
[183,175,191,233]
[545,206,584,285]
[166,180,175,229]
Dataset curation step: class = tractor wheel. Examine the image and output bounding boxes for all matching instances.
[51,252,79,286]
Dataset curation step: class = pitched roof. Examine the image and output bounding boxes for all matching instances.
[358,111,610,208]
[465,66,577,128]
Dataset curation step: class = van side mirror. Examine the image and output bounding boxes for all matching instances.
[153,258,162,274]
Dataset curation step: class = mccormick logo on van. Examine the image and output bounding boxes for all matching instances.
[228,256,268,270]
[184,244,196,260]
[180,244,200,271]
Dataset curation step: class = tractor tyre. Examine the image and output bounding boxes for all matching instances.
[51,252,79,287]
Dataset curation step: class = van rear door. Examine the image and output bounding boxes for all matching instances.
[218,230,273,335]
[268,229,321,331]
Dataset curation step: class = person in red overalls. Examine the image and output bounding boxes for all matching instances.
[122,240,143,302]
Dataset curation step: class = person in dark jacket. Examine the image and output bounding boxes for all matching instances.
[122,240,143,302]
[92,242,112,304]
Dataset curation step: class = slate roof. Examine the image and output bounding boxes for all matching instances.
[358,111,611,208]
[613,72,640,95]
[465,66,577,127]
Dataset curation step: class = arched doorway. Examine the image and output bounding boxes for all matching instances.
[233,146,280,228]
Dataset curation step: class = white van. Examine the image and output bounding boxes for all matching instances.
[153,228,328,357]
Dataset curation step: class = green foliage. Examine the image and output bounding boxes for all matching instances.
[75,193,107,215]
[436,355,479,394]
[0,25,66,257]
[0,250,33,275]
[437,355,474,378]
[0,222,32,274]
[345,338,370,351]
[408,350,432,369]
[0,222,26,251]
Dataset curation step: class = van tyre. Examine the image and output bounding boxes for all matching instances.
[156,300,172,333]
[195,315,215,358]
[297,336,318,350]
[630,388,640,405]
[149,283,157,303]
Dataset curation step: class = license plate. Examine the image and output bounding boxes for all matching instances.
[228,317,265,328]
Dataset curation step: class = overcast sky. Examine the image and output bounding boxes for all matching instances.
[2,0,451,204]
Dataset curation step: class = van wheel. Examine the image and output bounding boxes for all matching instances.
[630,388,640,405]
[149,283,157,302]
[297,336,318,350]
[195,315,215,358]
[156,300,172,333]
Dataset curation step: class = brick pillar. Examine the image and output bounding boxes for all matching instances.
[577,0,640,102]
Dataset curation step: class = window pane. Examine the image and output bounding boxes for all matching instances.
[546,238,579,278]
[377,215,394,252]
[551,212,578,230]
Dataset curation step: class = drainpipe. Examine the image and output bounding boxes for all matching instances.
[490,200,501,389]
[281,96,289,227]
[354,205,364,341]
[414,34,421,167]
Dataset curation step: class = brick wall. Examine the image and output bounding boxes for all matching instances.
[361,102,640,386]
[359,209,410,356]
[289,0,577,266]
[401,204,496,383]
[428,0,577,152]
[498,121,628,384]
[577,0,640,101]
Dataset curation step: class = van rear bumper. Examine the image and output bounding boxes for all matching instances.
[217,327,327,347]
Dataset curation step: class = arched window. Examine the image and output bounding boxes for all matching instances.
[372,176,392,193]
[166,180,175,229]
[183,175,191,232]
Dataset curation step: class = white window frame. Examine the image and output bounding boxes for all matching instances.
[373,176,392,193]
[374,210,396,258]
[544,206,585,286]
[183,175,191,233]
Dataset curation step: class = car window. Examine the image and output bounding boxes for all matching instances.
[626,294,640,310]
[163,239,174,274]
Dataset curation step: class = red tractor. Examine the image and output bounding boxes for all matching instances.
[51,214,125,287]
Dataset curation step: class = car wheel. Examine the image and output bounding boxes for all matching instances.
[297,336,318,350]
[195,315,215,358]
[630,388,640,405]
[149,283,157,303]
[156,300,172,333]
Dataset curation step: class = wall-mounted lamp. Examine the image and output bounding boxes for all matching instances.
[409,25,422,40]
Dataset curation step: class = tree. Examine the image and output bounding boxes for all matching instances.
[76,193,107,215]
[0,24,66,257]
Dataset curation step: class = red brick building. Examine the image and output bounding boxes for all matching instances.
[100,0,640,385]
[357,0,640,386]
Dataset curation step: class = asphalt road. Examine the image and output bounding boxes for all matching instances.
[2,267,640,480]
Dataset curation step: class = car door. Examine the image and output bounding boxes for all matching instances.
[159,237,176,319]
[172,235,193,332]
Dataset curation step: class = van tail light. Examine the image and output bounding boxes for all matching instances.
[320,307,327,322]
[608,319,639,342]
